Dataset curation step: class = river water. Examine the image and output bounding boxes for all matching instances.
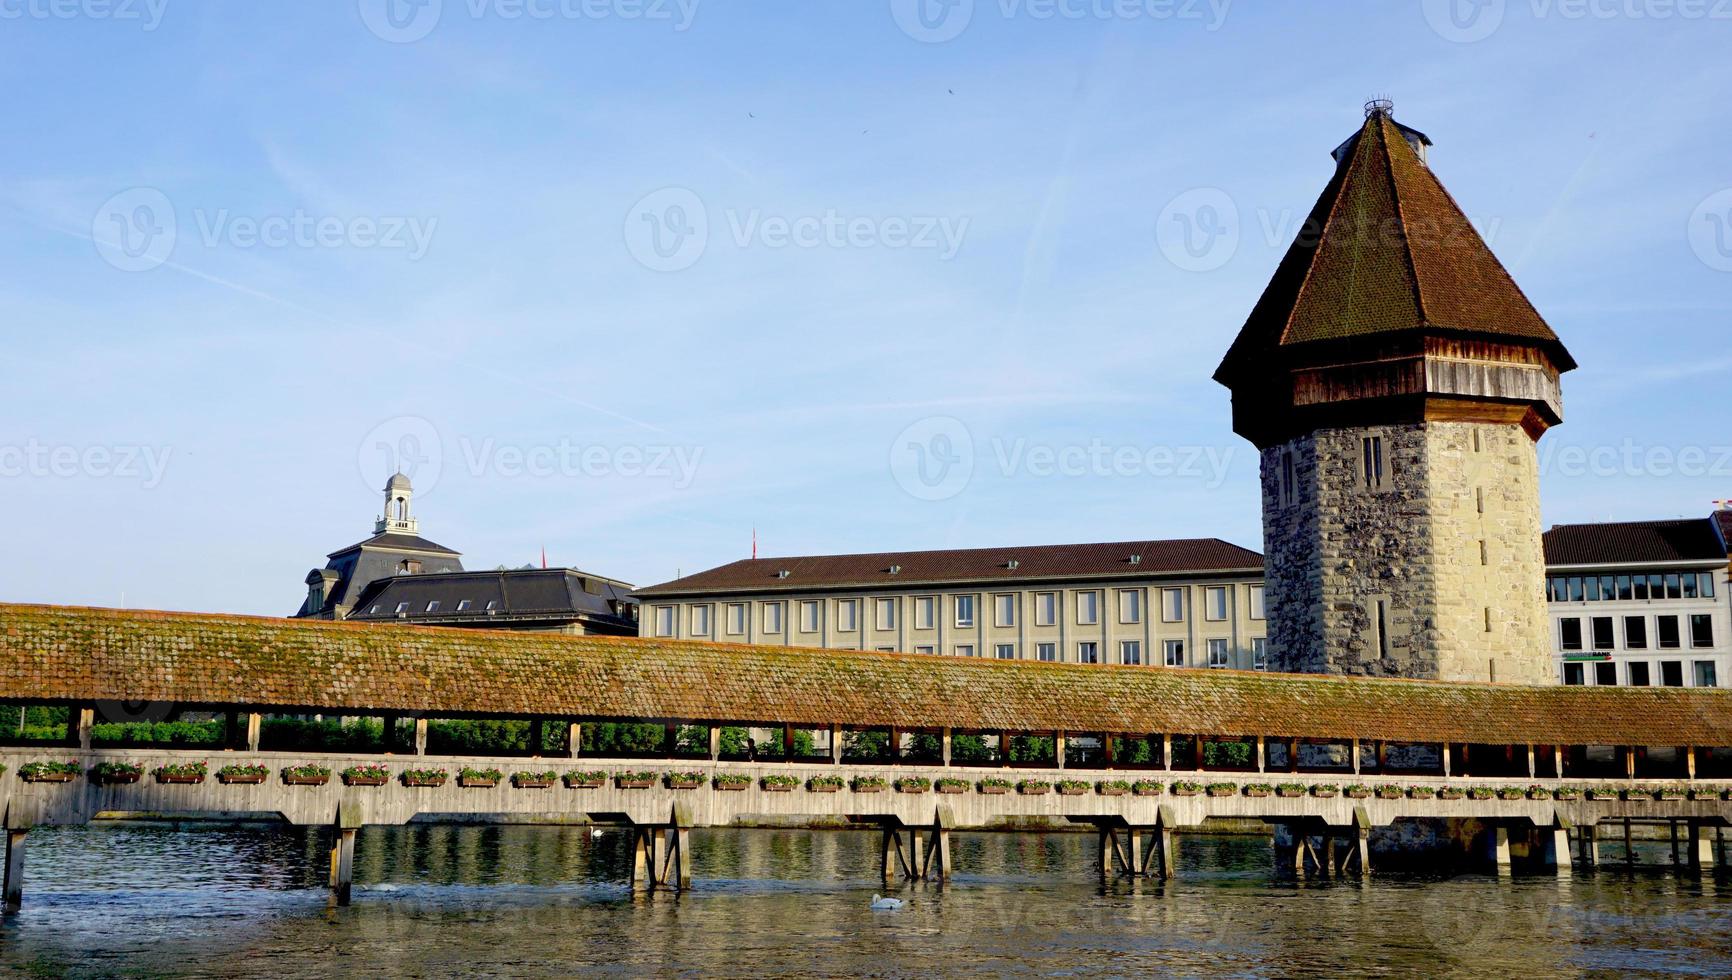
[1,824,1728,977]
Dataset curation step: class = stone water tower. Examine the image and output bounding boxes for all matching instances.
[1214,102,1576,685]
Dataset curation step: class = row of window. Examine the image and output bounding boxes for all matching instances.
[368,598,498,615]
[1562,659,1719,689]
[1558,614,1716,652]
[874,638,1268,670]
[654,586,1265,639]
[1546,571,1718,604]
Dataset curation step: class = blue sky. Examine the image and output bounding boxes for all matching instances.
[2,0,1730,615]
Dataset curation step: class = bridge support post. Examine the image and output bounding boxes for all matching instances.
[880,826,918,883]
[1151,806,1176,880]
[329,828,356,907]
[1578,823,1598,869]
[1687,821,1714,873]
[245,713,262,752]
[630,827,652,894]
[1347,808,1371,879]
[69,707,94,750]
[414,719,429,756]
[1491,824,1512,876]
[3,830,24,914]
[569,723,583,759]
[921,808,952,883]
[1546,818,1573,878]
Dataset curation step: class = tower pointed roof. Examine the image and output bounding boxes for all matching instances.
[1216,107,1575,386]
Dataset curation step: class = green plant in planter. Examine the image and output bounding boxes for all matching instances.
[664,771,708,788]
[895,777,932,794]
[400,767,448,786]
[1552,786,1583,801]
[512,770,558,787]
[808,775,845,792]
[1131,780,1163,796]
[1017,779,1052,795]
[1310,784,1340,798]
[215,763,268,780]
[1438,787,1466,800]
[1205,783,1238,798]
[1408,786,1437,800]
[1526,785,1554,800]
[850,775,888,792]
[761,774,800,790]
[1056,780,1090,795]
[459,767,505,783]
[340,764,390,785]
[1244,783,1275,797]
[1344,784,1373,799]
[977,777,1014,793]
[18,761,82,781]
[1376,785,1405,800]
[1496,787,1526,801]
[1171,781,1203,796]
[614,770,659,787]
[1588,786,1622,801]
[1654,786,1686,801]
[935,777,970,793]
[1097,780,1133,796]
[564,770,608,787]
[1467,787,1496,801]
[1689,787,1720,801]
[153,761,209,781]
[1275,783,1306,798]
[713,773,752,789]
[91,762,145,781]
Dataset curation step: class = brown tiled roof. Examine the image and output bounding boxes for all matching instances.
[1543,519,1728,566]
[1715,509,1732,553]
[633,539,1264,597]
[1216,111,1575,384]
[4,603,1731,747]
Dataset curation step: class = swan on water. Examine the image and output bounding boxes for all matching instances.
[870,894,904,911]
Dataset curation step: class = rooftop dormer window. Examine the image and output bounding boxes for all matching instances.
[426,601,440,612]
[456,600,472,611]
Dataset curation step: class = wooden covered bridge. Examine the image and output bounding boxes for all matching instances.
[2,603,1731,908]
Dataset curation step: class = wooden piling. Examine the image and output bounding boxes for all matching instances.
[3,830,24,914]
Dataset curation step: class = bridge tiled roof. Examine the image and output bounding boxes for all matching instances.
[3,603,1731,747]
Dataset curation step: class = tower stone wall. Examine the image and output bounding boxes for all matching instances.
[1261,421,1550,684]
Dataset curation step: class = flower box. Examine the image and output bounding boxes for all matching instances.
[564,772,606,789]
[92,764,145,786]
[344,774,388,787]
[1409,787,1437,800]
[1097,783,1131,797]
[22,772,77,784]
[1552,788,1583,801]
[1057,782,1090,797]
[1655,790,1686,802]
[1467,789,1496,801]
[665,773,707,790]
[1376,787,1405,801]
[613,771,656,790]
[1206,785,1238,799]
[1018,781,1051,796]
[513,772,557,789]
[217,772,267,785]
[1133,783,1164,798]
[1527,788,1554,801]
[762,776,800,793]
[1689,789,1721,802]
[1344,787,1373,800]
[714,781,748,792]
[895,778,931,795]
[851,778,888,794]
[1311,786,1340,799]
[1497,788,1527,801]
[1587,788,1621,802]
[1275,786,1306,799]
[1244,785,1274,799]
[155,762,209,785]
[157,775,205,785]
[1438,788,1466,801]
[19,762,81,784]
[977,782,1012,795]
[1171,784,1202,798]
[285,773,332,787]
[401,769,448,788]
[342,766,391,787]
[936,780,969,795]
[808,778,844,793]
[460,768,504,789]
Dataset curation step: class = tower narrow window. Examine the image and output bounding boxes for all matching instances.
[1375,600,1390,659]
[1360,435,1389,492]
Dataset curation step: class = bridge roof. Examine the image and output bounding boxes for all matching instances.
[3,603,1731,746]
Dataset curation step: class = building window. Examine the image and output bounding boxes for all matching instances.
[994,594,1017,628]
[763,602,785,634]
[1657,616,1682,650]
[1120,640,1142,666]
[915,645,935,655]
[1665,573,1683,599]
[691,605,712,637]
[1661,661,1685,687]
[1249,586,1266,621]
[1563,663,1585,685]
[875,646,895,653]
[367,605,381,615]
[1591,617,1615,651]
[1037,642,1057,663]
[654,606,675,637]
[456,599,472,611]
[955,644,976,658]
[836,599,858,632]
[1625,617,1648,650]
[1594,661,1616,686]
[1034,592,1057,627]
[1076,591,1100,626]
[1207,639,1230,669]
[1691,615,1715,649]
[995,643,1016,660]
[799,601,821,633]
[397,559,422,575]
[914,596,935,630]
[1702,573,1718,599]
[1694,661,1719,688]
[1162,588,1185,623]
[1360,434,1389,491]
[1078,642,1100,664]
[955,595,976,628]
[1628,662,1651,686]
[1559,618,1583,651]
[875,598,896,631]
[395,601,411,615]
[727,603,747,635]
[1251,638,1268,671]
[1164,640,1186,667]
[1204,587,1229,622]
[484,600,498,611]
[1118,590,1142,624]
[425,601,441,612]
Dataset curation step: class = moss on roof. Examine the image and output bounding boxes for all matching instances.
[3,603,1730,746]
